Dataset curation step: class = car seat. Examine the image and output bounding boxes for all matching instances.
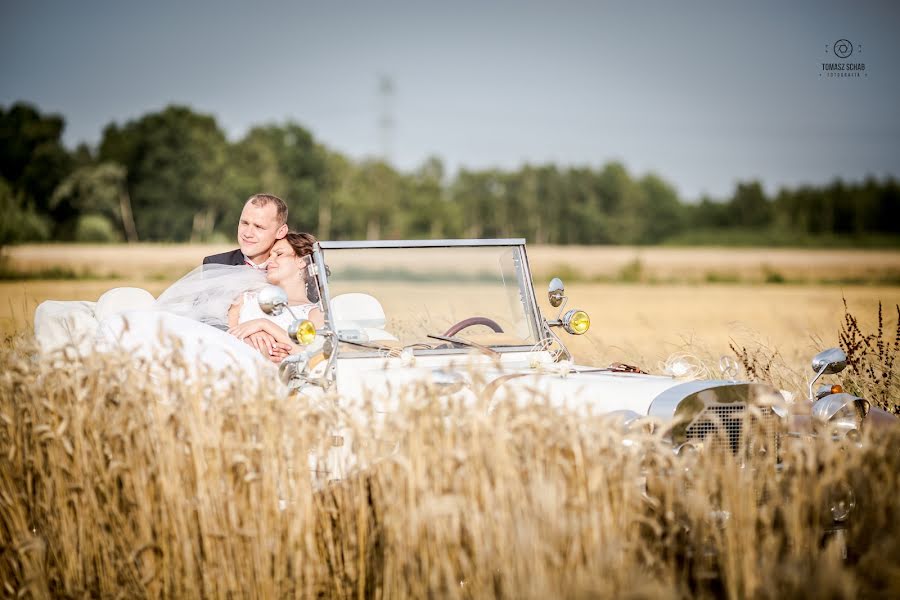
[329,293,398,342]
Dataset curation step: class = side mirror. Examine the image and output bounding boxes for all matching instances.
[257,285,289,316]
[808,347,848,400]
[811,348,848,375]
[548,278,565,308]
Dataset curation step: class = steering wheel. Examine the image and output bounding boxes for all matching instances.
[444,317,504,337]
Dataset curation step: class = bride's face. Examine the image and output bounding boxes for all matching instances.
[266,240,307,285]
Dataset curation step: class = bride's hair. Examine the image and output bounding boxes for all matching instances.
[283,231,322,302]
[284,231,318,258]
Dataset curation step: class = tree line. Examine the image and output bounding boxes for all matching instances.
[2,101,898,246]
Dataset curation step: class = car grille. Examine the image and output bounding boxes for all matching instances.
[685,404,780,457]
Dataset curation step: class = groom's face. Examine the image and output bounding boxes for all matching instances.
[237,201,288,262]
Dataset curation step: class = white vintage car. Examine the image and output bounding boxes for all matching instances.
[258,239,887,477]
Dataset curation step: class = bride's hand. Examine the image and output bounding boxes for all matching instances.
[268,343,291,364]
[243,331,276,356]
[229,319,293,358]
[228,319,270,340]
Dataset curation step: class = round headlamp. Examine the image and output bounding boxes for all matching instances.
[288,319,317,346]
[827,481,856,523]
[676,439,704,458]
[562,309,591,335]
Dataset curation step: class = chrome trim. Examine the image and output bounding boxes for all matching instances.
[649,381,785,447]
[312,242,338,387]
[811,392,870,421]
[318,238,525,249]
[517,243,545,345]
[542,323,572,361]
[648,380,742,421]
[561,309,589,335]
[518,243,574,361]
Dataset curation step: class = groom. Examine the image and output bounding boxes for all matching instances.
[203,193,294,362]
[203,193,289,268]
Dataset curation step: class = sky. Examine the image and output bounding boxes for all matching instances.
[2,0,899,200]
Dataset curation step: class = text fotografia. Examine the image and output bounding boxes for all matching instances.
[821,62,865,77]
[820,38,867,79]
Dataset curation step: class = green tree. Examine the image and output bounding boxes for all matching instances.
[638,174,683,243]
[227,123,326,233]
[729,181,771,228]
[596,162,642,244]
[98,105,229,241]
[451,169,509,239]
[0,102,74,228]
[394,156,448,238]
[51,163,139,242]
[0,177,52,247]
[357,160,401,240]
[565,167,605,244]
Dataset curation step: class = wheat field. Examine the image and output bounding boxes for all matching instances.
[2,244,899,598]
[2,340,899,598]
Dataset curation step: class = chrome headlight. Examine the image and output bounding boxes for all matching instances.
[827,481,856,523]
[812,393,870,440]
[675,439,704,459]
[562,309,590,335]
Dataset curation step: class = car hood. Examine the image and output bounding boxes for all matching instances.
[333,357,688,417]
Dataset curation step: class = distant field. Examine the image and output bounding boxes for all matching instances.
[4,243,900,284]
[3,245,898,364]
[3,270,896,373]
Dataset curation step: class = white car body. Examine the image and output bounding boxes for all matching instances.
[271,239,801,481]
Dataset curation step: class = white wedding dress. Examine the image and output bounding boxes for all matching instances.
[35,265,314,385]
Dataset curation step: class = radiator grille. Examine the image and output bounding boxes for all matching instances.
[685,404,780,457]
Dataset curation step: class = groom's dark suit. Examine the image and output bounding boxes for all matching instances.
[203,249,245,266]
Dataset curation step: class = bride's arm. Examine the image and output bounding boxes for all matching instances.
[227,295,244,329]
[228,318,294,347]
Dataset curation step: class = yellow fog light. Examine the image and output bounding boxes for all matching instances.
[562,309,590,335]
[288,319,317,345]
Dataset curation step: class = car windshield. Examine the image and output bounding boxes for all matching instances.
[317,242,541,353]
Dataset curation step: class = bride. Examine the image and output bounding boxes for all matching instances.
[39,232,324,380]
[226,232,324,362]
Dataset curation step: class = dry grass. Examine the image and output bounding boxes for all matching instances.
[1,332,899,598]
[839,301,900,414]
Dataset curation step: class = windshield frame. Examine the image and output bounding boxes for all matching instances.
[310,239,546,358]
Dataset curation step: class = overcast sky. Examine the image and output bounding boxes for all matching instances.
[2,0,899,199]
